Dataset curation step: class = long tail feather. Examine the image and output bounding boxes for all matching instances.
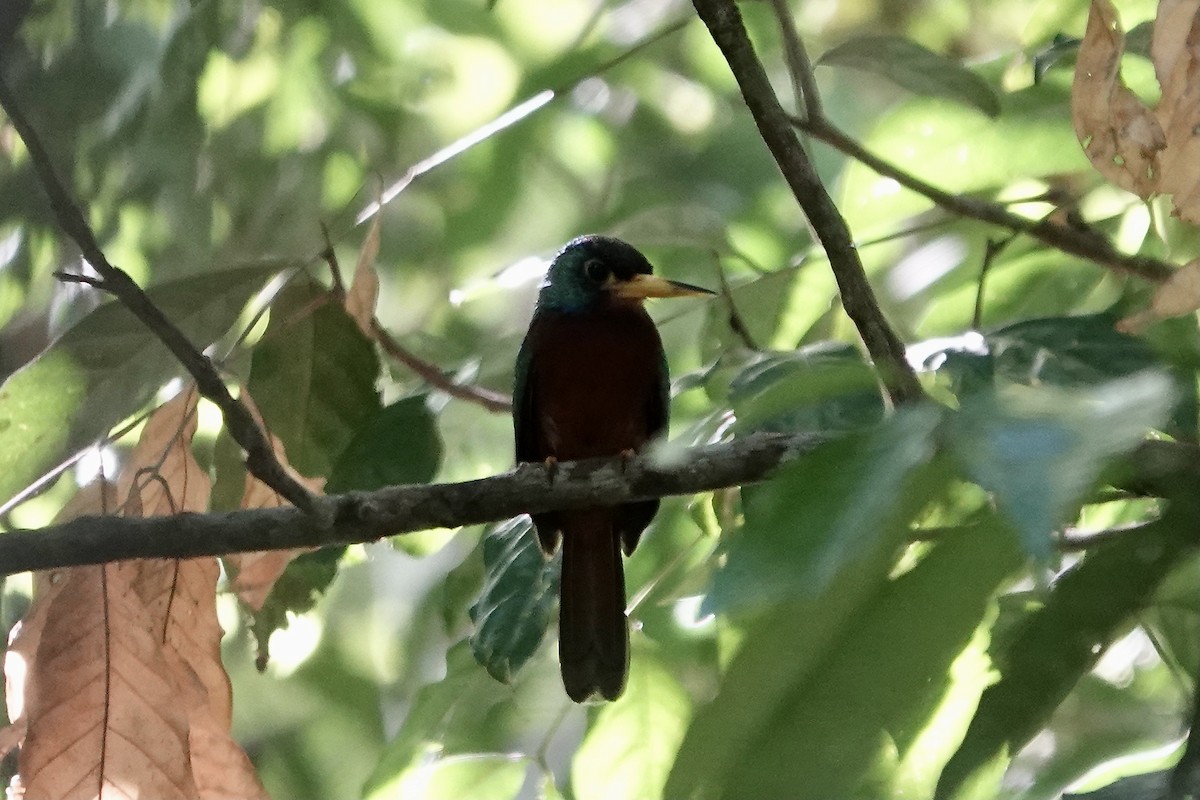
[559,510,629,702]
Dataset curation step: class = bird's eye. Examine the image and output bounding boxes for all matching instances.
[583,258,609,283]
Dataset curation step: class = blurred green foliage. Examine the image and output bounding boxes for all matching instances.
[3,0,1200,798]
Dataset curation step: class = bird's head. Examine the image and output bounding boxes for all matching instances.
[536,235,715,314]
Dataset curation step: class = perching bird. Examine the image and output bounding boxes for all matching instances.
[514,235,714,702]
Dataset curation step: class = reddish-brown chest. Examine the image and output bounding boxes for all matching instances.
[526,306,666,461]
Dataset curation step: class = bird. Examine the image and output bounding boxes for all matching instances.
[513,235,714,702]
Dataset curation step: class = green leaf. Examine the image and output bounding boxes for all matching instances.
[247,546,344,670]
[366,753,526,800]
[988,315,1159,387]
[326,395,443,493]
[246,277,380,477]
[468,517,558,684]
[840,73,1088,235]
[935,514,1196,799]
[0,263,280,507]
[729,342,885,434]
[948,373,1172,560]
[670,516,1023,800]
[572,648,693,800]
[707,404,945,613]
[363,641,516,796]
[819,35,1000,117]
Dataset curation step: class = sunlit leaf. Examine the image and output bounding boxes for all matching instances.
[572,648,692,800]
[0,263,280,507]
[367,753,526,800]
[707,405,945,613]
[947,372,1172,560]
[671,517,1023,800]
[935,512,1196,799]
[840,73,1089,234]
[363,642,515,797]
[820,35,1001,117]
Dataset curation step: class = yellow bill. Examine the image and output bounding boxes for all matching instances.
[613,273,716,300]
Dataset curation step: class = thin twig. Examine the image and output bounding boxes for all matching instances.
[691,0,925,406]
[320,222,346,297]
[711,250,760,350]
[795,114,1174,284]
[0,74,320,515]
[972,233,1017,329]
[52,270,103,288]
[371,319,513,413]
[768,0,822,120]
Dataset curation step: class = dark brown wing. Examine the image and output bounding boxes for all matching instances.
[615,345,669,554]
[514,315,562,551]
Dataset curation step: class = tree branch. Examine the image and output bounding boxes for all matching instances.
[797,115,1174,284]
[0,432,819,576]
[370,320,513,413]
[690,0,925,406]
[0,74,319,514]
[2,432,1196,576]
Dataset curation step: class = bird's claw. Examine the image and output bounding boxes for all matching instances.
[544,456,559,485]
[618,449,636,474]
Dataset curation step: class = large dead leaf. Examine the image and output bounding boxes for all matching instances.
[1072,1,1200,221]
[2,481,116,764]
[20,562,199,799]
[15,386,269,799]
[1154,4,1200,223]
[1072,0,1165,196]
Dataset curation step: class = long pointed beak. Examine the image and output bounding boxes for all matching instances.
[613,274,717,300]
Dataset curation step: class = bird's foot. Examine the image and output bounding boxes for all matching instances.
[618,449,636,474]
[543,456,559,485]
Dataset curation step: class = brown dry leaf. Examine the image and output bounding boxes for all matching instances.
[0,721,23,762]
[1151,0,1200,83]
[344,211,381,336]
[224,412,325,611]
[3,481,117,763]
[1072,0,1166,197]
[114,387,269,799]
[19,562,199,799]
[1153,4,1200,223]
[17,387,269,799]
[1119,257,1200,332]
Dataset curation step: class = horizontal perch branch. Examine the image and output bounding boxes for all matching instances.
[0,432,820,576]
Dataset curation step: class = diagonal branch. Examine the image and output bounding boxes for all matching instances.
[798,115,1173,284]
[0,432,820,575]
[691,0,925,406]
[371,320,514,413]
[0,75,320,514]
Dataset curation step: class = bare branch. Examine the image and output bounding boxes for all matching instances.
[0,75,320,515]
[691,0,925,406]
[0,432,819,576]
